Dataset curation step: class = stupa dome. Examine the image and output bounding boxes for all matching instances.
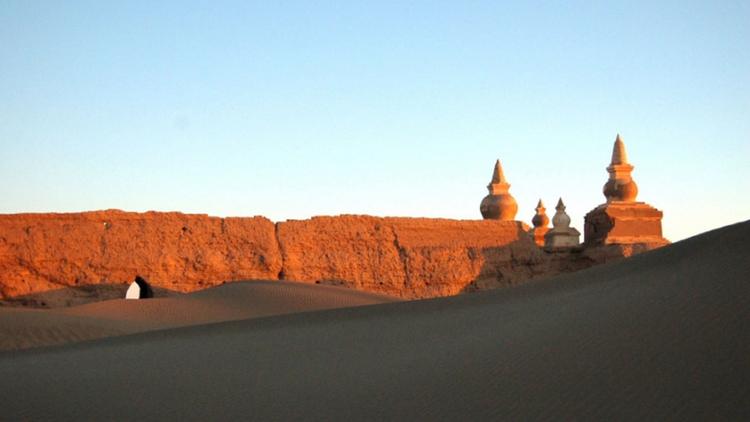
[480,159,518,221]
[603,178,639,202]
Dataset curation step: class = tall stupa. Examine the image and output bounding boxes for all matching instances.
[603,134,638,202]
[584,134,668,245]
[480,159,518,220]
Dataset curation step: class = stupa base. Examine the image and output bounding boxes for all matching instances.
[584,202,668,246]
[544,230,581,251]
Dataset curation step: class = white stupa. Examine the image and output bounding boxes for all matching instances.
[544,198,581,250]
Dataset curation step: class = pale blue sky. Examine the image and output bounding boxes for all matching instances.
[1,1,748,241]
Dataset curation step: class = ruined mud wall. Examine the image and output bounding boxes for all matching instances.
[0,210,600,301]
[0,211,281,299]
[278,216,562,298]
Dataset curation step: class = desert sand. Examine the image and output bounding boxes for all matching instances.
[0,281,398,351]
[0,220,748,420]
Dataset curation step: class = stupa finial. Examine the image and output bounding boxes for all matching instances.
[610,133,629,165]
[491,159,508,185]
[486,159,510,195]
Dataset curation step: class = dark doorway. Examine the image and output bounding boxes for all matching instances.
[134,276,154,299]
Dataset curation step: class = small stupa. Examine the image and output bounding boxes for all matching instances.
[544,198,580,249]
[584,134,667,245]
[529,199,550,246]
[480,159,518,220]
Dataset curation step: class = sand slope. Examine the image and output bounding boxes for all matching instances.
[0,281,397,351]
[0,221,748,420]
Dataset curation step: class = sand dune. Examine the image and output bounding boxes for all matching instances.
[0,281,397,351]
[0,221,748,419]
[0,307,141,352]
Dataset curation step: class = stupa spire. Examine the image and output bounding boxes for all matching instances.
[491,159,508,184]
[610,133,629,165]
[479,159,518,220]
[603,133,638,202]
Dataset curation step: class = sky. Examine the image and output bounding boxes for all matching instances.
[1,1,748,241]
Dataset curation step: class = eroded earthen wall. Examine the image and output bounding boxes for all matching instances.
[0,210,654,302]
[277,216,547,298]
[0,211,281,298]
